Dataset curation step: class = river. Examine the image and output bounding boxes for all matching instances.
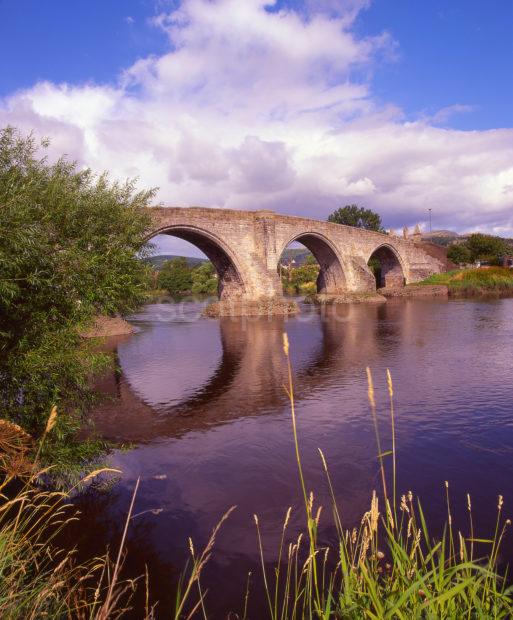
[76,296,513,617]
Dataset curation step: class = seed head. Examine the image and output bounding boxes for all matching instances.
[386,369,394,397]
[282,332,289,356]
[366,367,375,408]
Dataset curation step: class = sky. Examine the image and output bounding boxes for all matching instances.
[1,0,512,256]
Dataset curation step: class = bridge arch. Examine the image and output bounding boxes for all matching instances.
[278,232,347,294]
[148,225,247,300]
[367,243,406,289]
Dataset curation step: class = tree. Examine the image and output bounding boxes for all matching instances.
[465,234,510,263]
[157,257,193,294]
[328,204,384,232]
[191,262,218,294]
[447,243,472,265]
[0,126,154,443]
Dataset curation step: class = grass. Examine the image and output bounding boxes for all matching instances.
[2,337,513,618]
[419,267,513,296]
[0,412,149,619]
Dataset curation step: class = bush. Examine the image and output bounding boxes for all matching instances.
[447,243,472,265]
[0,126,154,446]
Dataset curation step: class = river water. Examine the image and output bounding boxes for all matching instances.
[79,296,513,617]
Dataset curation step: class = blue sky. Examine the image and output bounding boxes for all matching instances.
[1,0,512,254]
[2,0,511,130]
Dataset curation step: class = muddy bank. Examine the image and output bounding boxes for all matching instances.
[305,292,387,305]
[378,285,449,298]
[204,298,299,317]
[80,315,135,338]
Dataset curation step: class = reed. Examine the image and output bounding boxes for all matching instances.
[0,410,146,619]
[247,334,513,618]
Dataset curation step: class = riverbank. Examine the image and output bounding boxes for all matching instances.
[419,267,513,296]
[80,315,135,338]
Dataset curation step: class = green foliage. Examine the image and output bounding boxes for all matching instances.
[465,233,510,263]
[328,204,384,232]
[0,126,154,445]
[447,243,472,264]
[191,261,218,294]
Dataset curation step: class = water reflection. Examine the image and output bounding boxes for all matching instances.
[92,302,407,441]
[84,297,513,618]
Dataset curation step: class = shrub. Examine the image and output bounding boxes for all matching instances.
[0,126,153,449]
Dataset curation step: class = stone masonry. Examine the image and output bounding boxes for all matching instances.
[148,207,445,303]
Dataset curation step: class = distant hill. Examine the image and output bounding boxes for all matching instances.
[421,230,460,247]
[145,254,208,270]
[422,230,459,240]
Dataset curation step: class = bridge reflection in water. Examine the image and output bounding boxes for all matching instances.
[91,300,408,442]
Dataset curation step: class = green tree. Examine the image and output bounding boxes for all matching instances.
[157,257,193,294]
[465,233,510,263]
[0,126,153,446]
[191,261,218,294]
[447,243,472,265]
[328,204,384,232]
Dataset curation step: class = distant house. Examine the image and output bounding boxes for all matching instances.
[502,255,513,268]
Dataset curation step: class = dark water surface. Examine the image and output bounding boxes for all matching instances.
[80,297,513,617]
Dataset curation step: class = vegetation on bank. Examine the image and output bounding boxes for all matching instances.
[0,127,154,472]
[420,267,513,295]
[0,412,149,619]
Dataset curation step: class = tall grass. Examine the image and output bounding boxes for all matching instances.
[0,411,149,619]
[249,333,513,618]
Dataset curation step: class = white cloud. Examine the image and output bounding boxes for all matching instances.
[1,0,512,238]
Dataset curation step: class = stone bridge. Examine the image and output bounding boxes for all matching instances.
[148,207,445,308]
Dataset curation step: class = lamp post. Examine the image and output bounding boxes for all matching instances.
[428,208,432,233]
